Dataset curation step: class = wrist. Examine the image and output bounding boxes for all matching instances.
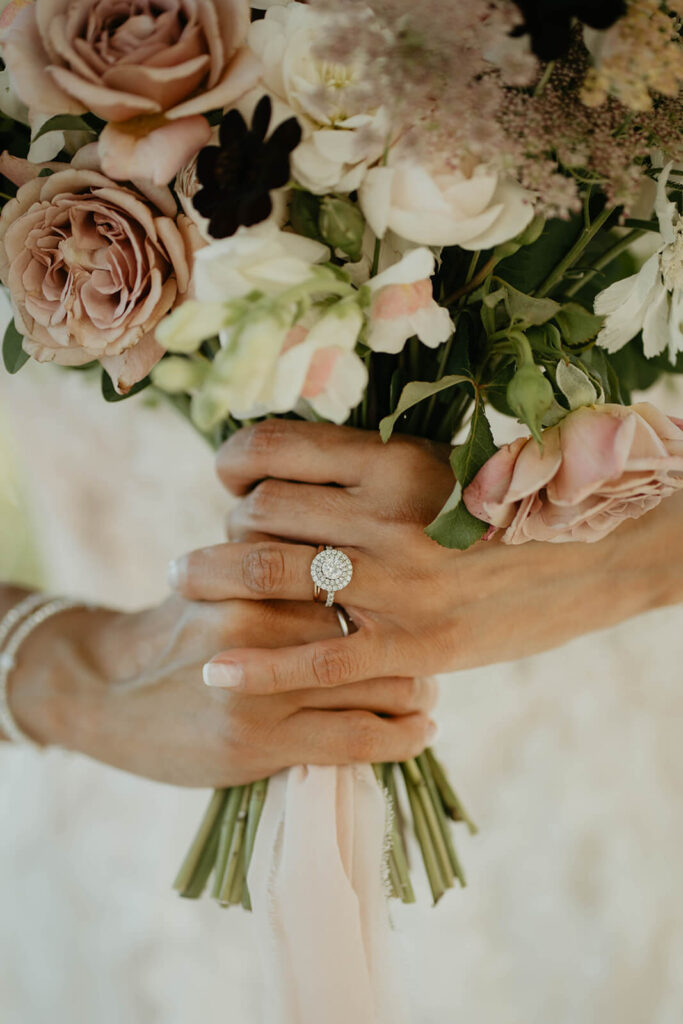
[8,605,113,751]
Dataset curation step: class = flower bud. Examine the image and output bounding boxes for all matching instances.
[507,362,554,444]
[318,197,365,262]
[155,300,228,353]
[151,356,207,394]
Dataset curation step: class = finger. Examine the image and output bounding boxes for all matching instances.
[282,709,437,765]
[226,599,354,649]
[170,540,371,606]
[216,420,382,495]
[228,480,359,547]
[202,630,406,695]
[295,676,439,716]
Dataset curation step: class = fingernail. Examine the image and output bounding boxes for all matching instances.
[203,661,244,689]
[427,719,440,743]
[167,557,184,589]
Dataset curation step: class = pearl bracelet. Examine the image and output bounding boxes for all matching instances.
[0,595,84,750]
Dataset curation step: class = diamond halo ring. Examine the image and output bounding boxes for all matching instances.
[311,545,353,608]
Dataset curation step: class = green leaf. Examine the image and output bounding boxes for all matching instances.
[31,114,96,142]
[554,302,603,346]
[496,214,583,293]
[424,487,489,550]
[379,374,471,442]
[2,319,29,374]
[289,190,323,243]
[450,400,496,488]
[101,369,151,402]
[506,284,561,325]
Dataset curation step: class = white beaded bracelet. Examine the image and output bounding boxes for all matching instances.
[0,596,84,750]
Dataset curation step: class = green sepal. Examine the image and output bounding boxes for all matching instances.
[2,319,29,374]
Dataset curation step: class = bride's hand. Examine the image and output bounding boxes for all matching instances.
[169,420,683,694]
[7,592,436,786]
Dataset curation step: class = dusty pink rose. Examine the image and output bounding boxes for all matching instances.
[463,402,683,544]
[0,0,260,183]
[0,147,203,392]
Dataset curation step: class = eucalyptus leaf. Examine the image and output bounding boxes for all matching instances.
[379,374,471,442]
[2,319,29,374]
[554,302,603,345]
[101,369,151,402]
[31,114,96,142]
[555,360,598,410]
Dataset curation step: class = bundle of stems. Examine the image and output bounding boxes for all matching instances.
[173,749,476,906]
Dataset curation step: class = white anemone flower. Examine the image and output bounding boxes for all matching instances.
[595,163,683,362]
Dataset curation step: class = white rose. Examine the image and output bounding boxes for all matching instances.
[192,223,330,302]
[359,163,535,250]
[248,2,389,194]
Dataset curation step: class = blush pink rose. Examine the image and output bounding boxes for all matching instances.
[0,0,260,183]
[0,147,203,392]
[463,402,683,544]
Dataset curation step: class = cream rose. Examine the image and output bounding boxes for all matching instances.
[463,403,683,544]
[359,163,534,250]
[0,0,260,183]
[247,2,389,194]
[0,148,201,392]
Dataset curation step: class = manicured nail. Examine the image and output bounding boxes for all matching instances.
[167,557,184,589]
[203,661,244,689]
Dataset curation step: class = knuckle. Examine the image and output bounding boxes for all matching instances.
[393,676,423,713]
[345,712,381,762]
[311,644,355,688]
[404,715,432,758]
[246,478,284,519]
[243,419,290,458]
[241,545,286,594]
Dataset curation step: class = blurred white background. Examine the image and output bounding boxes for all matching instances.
[1,344,683,1024]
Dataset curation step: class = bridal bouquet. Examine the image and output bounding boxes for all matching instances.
[0,0,682,913]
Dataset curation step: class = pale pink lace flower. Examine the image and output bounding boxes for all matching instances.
[0,146,203,392]
[0,0,260,184]
[463,403,683,544]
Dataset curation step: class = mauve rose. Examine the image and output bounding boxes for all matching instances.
[0,0,260,183]
[0,146,202,392]
[463,402,683,544]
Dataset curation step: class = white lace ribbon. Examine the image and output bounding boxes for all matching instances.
[247,764,410,1024]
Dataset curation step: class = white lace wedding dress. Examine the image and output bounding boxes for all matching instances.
[2,354,683,1024]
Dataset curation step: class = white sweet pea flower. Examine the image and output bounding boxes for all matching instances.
[366,247,453,354]
[247,2,390,194]
[192,224,330,302]
[595,163,683,362]
[359,162,534,250]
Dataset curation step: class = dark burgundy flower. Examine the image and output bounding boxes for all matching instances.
[512,0,626,60]
[193,95,302,238]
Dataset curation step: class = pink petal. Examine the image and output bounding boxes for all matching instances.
[98,115,212,185]
[0,4,85,114]
[100,332,165,394]
[548,406,635,505]
[462,436,526,525]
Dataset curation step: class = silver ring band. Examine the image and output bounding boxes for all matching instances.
[335,607,350,637]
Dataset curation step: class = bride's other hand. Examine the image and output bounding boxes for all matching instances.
[2,590,436,786]
[170,420,683,694]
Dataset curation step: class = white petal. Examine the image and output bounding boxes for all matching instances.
[655,161,676,245]
[358,166,394,239]
[410,304,453,348]
[368,247,435,291]
[309,350,368,423]
[366,318,412,354]
[642,284,671,358]
[461,178,534,251]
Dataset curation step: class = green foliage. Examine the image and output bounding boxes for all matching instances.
[31,114,97,142]
[2,320,29,374]
[101,369,151,402]
[425,400,496,550]
[318,196,365,262]
[507,362,554,444]
[554,302,603,346]
[289,190,323,243]
[495,214,583,293]
[379,374,471,442]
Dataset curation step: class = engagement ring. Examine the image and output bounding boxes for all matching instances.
[311,545,353,608]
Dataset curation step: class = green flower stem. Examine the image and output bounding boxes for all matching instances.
[402,759,454,890]
[564,227,646,298]
[534,205,615,298]
[180,815,222,899]
[211,787,243,899]
[417,754,466,888]
[241,778,268,910]
[383,763,416,904]
[425,748,478,835]
[218,786,251,905]
[401,764,446,904]
[173,788,228,892]
[229,838,247,907]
